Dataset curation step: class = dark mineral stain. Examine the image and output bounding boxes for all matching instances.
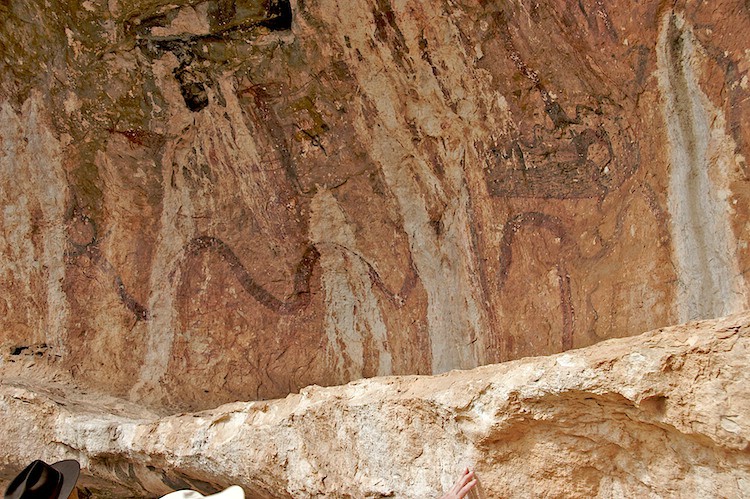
[371,0,411,70]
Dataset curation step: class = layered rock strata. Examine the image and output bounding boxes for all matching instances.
[0,312,748,498]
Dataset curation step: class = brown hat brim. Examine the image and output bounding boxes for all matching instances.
[50,460,80,499]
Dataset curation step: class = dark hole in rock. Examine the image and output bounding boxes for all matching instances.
[174,68,209,112]
[639,394,668,415]
[10,346,28,355]
[181,81,209,112]
[262,0,292,30]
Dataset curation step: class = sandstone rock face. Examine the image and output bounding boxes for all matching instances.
[0,313,749,498]
[1,0,750,410]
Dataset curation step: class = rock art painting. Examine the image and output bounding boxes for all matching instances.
[0,0,749,410]
[484,8,640,200]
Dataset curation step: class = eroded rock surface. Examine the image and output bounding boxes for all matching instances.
[0,313,749,498]
[1,0,750,410]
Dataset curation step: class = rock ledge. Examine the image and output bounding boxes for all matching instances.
[1,312,749,498]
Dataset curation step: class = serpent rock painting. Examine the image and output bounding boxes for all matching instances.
[0,0,749,411]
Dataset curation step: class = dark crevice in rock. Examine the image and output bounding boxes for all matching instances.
[174,67,209,112]
[10,346,29,356]
[261,0,293,31]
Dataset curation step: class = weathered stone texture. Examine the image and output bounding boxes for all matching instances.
[0,313,748,498]
[1,0,749,410]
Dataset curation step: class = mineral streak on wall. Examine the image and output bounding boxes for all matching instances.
[656,12,748,322]
[0,0,749,411]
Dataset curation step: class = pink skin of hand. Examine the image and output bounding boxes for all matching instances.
[440,468,477,499]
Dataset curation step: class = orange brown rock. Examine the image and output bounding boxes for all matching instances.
[0,0,748,411]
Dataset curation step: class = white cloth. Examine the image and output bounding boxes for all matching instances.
[160,485,245,499]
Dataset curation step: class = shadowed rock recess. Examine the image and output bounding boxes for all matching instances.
[1,0,750,495]
[0,313,749,497]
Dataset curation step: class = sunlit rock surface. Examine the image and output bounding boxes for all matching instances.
[1,0,750,411]
[0,313,748,498]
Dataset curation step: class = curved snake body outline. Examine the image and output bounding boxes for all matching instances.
[67,233,420,320]
[184,236,320,315]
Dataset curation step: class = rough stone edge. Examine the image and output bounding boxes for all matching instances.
[1,311,749,497]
